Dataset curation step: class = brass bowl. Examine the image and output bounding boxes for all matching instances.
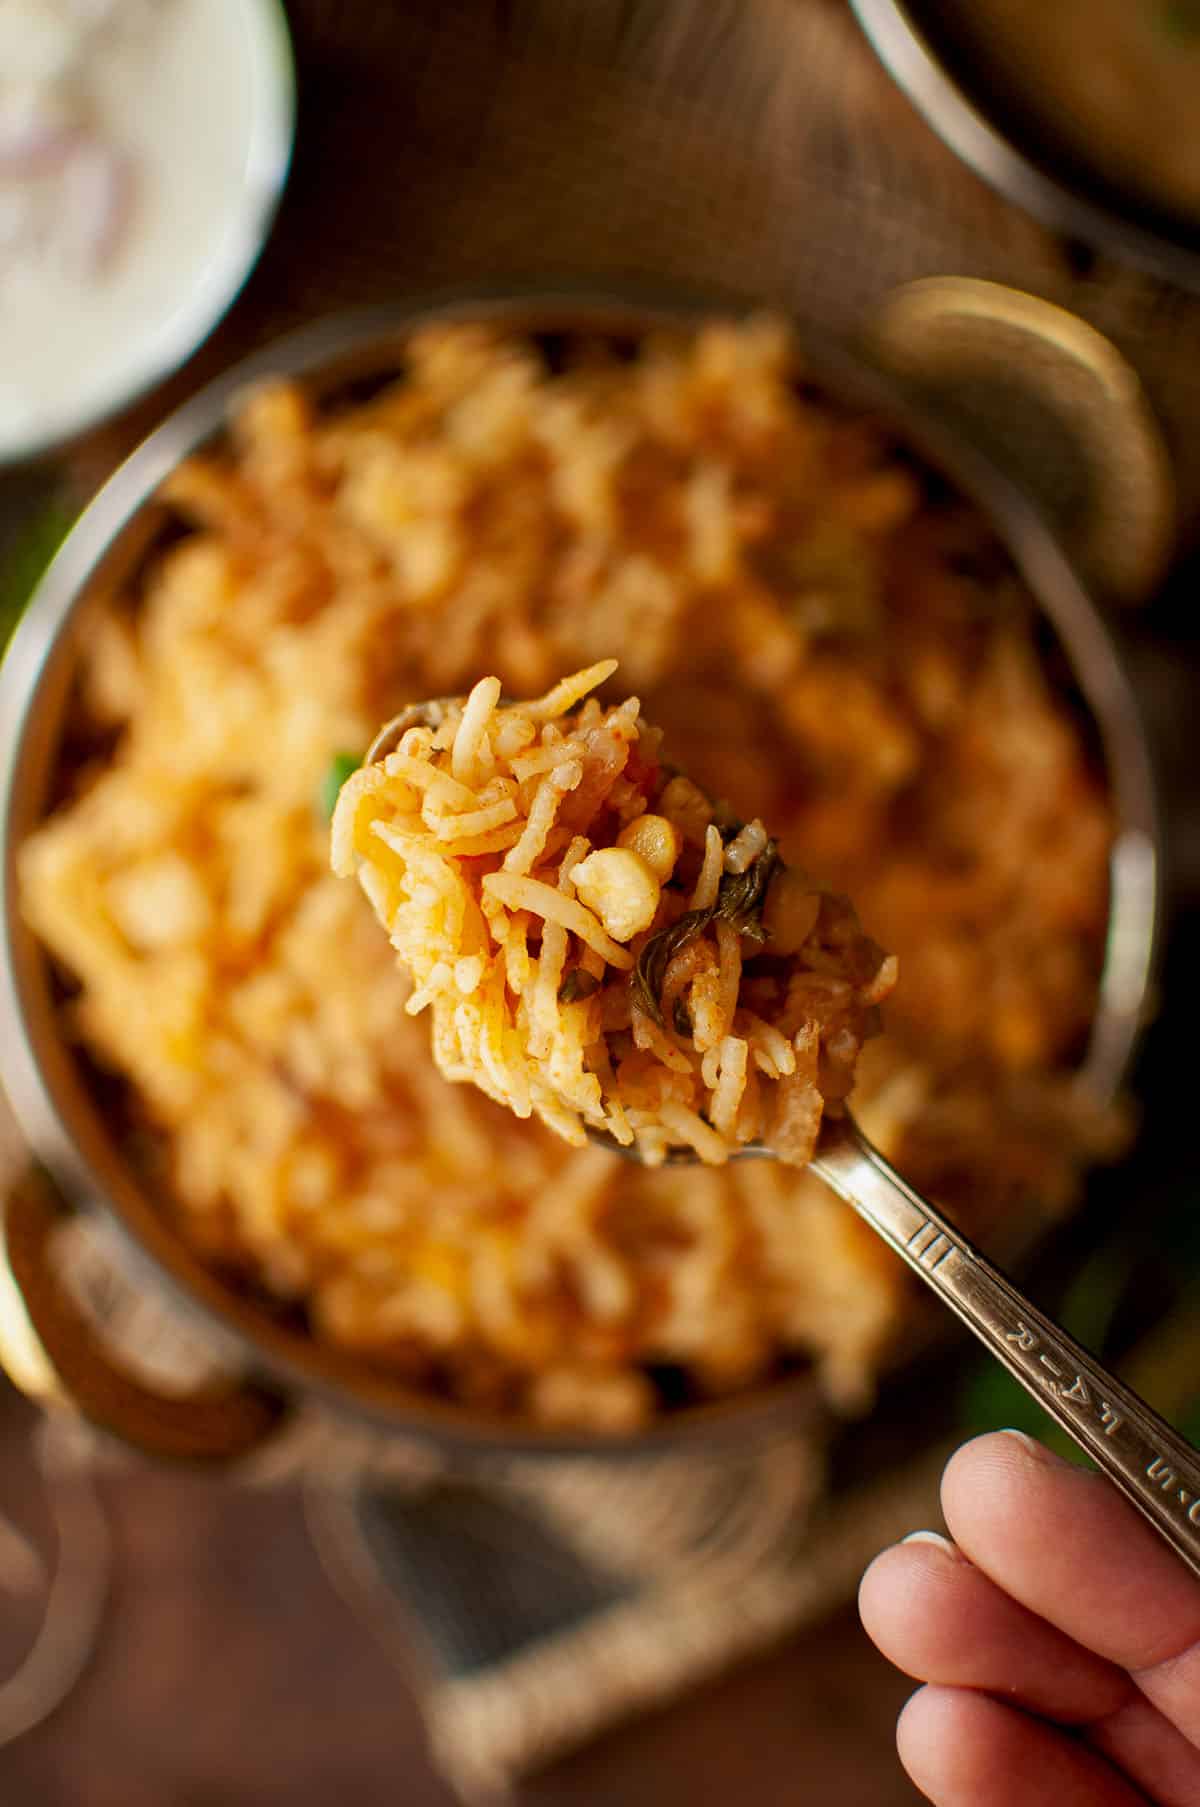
[851,0,1200,292]
[0,288,1161,1464]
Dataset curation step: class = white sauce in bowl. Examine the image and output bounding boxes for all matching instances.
[0,0,293,461]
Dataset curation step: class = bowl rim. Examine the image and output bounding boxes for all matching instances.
[849,0,1200,295]
[0,283,1163,1458]
[0,0,297,468]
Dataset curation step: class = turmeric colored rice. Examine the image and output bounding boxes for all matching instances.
[20,317,1118,1428]
[334,666,896,1167]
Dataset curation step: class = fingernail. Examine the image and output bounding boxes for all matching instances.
[900,1529,960,1558]
[998,1427,1056,1463]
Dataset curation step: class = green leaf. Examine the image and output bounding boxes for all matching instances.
[0,499,74,652]
[318,751,362,820]
[633,904,714,1025]
[1056,1240,1134,1354]
[633,838,780,1025]
[958,1361,1087,1466]
[712,838,779,940]
[1176,1398,1200,1449]
[1159,0,1200,42]
[558,969,599,1004]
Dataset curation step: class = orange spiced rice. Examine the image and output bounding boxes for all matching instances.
[21,318,1117,1429]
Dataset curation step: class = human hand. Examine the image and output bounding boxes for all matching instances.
[858,1428,1200,1805]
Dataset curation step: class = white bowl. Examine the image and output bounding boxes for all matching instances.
[0,0,295,465]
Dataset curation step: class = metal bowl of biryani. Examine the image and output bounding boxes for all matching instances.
[851,0,1200,293]
[0,289,1160,1462]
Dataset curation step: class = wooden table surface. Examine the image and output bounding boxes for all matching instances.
[3,1,1198,1801]
[0,1388,922,1807]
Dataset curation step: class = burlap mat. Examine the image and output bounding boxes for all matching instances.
[4,0,1198,1789]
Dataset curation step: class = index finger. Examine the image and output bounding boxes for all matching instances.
[942,1430,1200,1747]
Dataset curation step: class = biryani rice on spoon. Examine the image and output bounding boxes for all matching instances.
[331,661,897,1165]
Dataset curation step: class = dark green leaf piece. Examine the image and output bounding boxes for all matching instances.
[712,839,779,942]
[633,906,711,1025]
[558,969,600,1004]
[633,838,780,1025]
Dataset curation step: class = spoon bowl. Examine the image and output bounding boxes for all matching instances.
[366,698,463,764]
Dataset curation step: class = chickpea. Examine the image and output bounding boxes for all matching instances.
[570,847,662,943]
[658,775,714,847]
[616,812,683,882]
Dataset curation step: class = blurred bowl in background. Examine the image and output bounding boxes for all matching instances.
[0,0,294,466]
[851,0,1200,292]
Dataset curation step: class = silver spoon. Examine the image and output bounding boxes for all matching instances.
[366,699,1199,1571]
[367,699,468,762]
[596,1113,1200,1580]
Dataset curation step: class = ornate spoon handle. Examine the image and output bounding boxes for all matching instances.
[814,1116,1200,1580]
